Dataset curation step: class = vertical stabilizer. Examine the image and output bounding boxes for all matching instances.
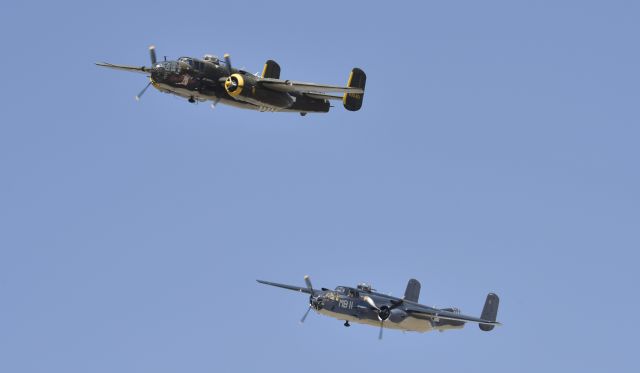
[479,293,500,331]
[343,68,366,111]
[403,279,421,302]
[261,60,281,79]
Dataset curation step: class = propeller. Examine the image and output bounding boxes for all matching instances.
[300,306,312,324]
[304,275,314,293]
[135,45,158,101]
[224,53,233,75]
[135,81,152,101]
[149,45,157,65]
[225,75,240,92]
[363,296,404,340]
[300,275,317,325]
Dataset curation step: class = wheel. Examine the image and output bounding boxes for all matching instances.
[188,97,195,103]
[344,321,350,327]
[300,112,307,116]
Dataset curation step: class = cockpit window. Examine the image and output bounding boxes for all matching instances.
[347,289,359,298]
[203,55,220,64]
[158,61,180,73]
[178,57,205,71]
[335,286,345,294]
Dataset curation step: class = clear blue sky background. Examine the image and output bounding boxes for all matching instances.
[1,1,639,372]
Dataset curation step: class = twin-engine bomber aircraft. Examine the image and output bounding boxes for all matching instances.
[258,276,500,339]
[96,46,366,115]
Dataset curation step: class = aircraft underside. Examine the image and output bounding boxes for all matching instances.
[153,81,329,113]
[316,308,464,333]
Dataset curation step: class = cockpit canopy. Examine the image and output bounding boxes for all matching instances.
[334,286,360,298]
[203,54,220,64]
[154,60,180,73]
[177,57,206,71]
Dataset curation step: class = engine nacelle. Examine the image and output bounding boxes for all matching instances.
[389,309,408,323]
[224,73,293,110]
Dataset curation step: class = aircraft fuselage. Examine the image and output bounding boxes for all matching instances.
[310,287,464,333]
[148,57,329,113]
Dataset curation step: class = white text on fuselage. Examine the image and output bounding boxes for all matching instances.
[339,299,354,310]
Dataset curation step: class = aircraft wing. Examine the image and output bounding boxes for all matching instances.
[404,303,501,326]
[303,92,344,101]
[257,280,315,295]
[259,78,364,95]
[96,62,152,75]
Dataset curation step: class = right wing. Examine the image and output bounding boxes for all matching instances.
[303,92,343,101]
[96,62,152,75]
[404,302,501,327]
[258,78,364,95]
[257,280,314,294]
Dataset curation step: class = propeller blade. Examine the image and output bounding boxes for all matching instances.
[135,81,152,101]
[149,45,157,65]
[224,53,232,75]
[300,306,312,324]
[363,296,380,311]
[378,321,384,340]
[304,275,314,294]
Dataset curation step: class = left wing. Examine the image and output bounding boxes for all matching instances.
[257,279,315,295]
[259,78,364,95]
[96,62,152,75]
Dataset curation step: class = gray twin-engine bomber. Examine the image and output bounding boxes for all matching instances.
[258,276,500,339]
[96,45,366,115]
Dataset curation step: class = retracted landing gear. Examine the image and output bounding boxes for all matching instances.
[344,321,350,327]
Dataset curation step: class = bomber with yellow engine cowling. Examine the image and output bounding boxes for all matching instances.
[97,45,366,116]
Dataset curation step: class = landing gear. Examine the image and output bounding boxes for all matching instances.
[344,321,350,327]
[188,96,195,103]
[300,112,307,116]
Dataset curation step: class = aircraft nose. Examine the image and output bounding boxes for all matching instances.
[310,295,324,310]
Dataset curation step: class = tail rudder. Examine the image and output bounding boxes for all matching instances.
[479,293,500,331]
[261,60,281,79]
[343,67,366,111]
[403,279,421,302]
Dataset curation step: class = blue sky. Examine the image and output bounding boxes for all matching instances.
[1,1,639,372]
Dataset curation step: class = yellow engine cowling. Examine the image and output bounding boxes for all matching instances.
[224,73,293,109]
[224,73,248,97]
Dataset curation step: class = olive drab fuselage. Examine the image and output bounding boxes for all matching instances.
[97,46,365,114]
[149,56,329,113]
